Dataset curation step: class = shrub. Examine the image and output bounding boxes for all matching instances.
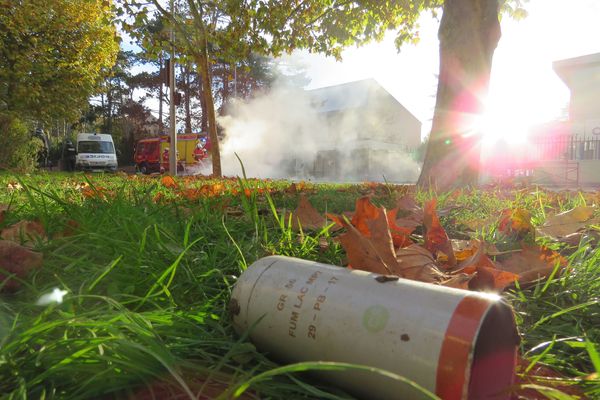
[0,113,43,172]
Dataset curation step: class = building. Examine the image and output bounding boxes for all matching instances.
[530,53,600,185]
[554,53,600,136]
[298,79,422,182]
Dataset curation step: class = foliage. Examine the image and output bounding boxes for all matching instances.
[0,0,119,123]
[0,114,43,172]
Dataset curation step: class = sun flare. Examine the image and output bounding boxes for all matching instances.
[479,99,534,145]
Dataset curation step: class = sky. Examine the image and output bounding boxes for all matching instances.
[287,0,600,142]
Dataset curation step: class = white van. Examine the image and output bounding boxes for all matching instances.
[75,133,118,172]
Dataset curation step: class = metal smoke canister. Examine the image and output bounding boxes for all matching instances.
[230,256,520,400]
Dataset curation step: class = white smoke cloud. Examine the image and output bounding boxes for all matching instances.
[216,81,421,183]
[218,86,325,179]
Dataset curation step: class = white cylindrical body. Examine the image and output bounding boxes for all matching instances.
[231,256,519,400]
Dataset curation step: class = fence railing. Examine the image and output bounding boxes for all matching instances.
[530,134,600,161]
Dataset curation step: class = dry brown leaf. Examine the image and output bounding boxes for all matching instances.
[318,237,329,252]
[289,195,328,231]
[453,240,518,291]
[0,240,43,291]
[440,273,473,289]
[395,194,423,222]
[392,217,421,230]
[423,199,456,267]
[395,245,445,283]
[365,208,401,271]
[1,220,46,246]
[538,205,599,239]
[338,223,392,276]
[497,245,567,285]
[396,194,420,213]
[469,266,519,291]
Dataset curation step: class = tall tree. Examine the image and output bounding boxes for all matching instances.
[417,0,498,190]
[99,50,135,135]
[416,0,527,190]
[0,0,119,122]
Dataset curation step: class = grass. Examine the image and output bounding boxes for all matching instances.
[0,171,598,399]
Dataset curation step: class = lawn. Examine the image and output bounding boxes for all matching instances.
[0,172,598,399]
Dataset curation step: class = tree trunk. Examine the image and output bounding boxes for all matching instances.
[197,53,222,177]
[221,64,230,114]
[106,80,113,135]
[159,55,164,134]
[199,78,208,133]
[184,63,192,134]
[417,0,501,191]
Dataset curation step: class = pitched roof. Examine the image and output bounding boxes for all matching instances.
[307,79,419,122]
[553,52,600,85]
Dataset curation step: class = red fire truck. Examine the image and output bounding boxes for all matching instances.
[134,134,209,174]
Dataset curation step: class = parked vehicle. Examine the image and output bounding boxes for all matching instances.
[75,133,118,172]
[134,134,208,174]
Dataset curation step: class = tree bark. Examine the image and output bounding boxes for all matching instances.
[184,63,192,134]
[417,0,501,191]
[197,52,222,177]
[158,55,164,133]
[106,79,113,135]
[199,78,208,133]
[221,64,230,114]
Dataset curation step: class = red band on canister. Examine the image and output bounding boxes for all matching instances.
[436,296,491,399]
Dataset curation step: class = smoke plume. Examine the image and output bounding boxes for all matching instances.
[217,82,421,183]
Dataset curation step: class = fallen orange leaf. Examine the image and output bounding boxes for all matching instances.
[161,175,179,189]
[351,197,380,236]
[395,245,445,283]
[325,212,346,228]
[0,240,43,291]
[498,208,534,239]
[497,245,567,286]
[285,183,298,194]
[337,223,394,276]
[423,199,456,267]
[395,194,420,214]
[453,240,518,290]
[387,208,415,248]
[290,195,328,231]
[452,239,478,262]
[469,266,519,291]
[153,192,164,203]
[365,208,402,270]
[1,220,46,246]
[81,185,113,200]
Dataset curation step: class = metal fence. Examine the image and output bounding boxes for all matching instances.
[530,134,600,161]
